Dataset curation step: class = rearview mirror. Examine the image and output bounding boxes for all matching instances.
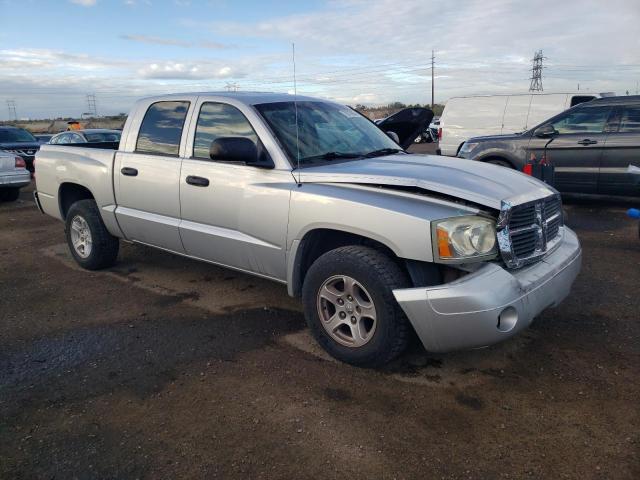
[210,137,259,164]
[386,131,400,144]
[534,123,558,138]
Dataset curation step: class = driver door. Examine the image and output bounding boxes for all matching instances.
[178,100,291,280]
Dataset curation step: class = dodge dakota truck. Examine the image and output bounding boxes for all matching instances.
[34,92,582,367]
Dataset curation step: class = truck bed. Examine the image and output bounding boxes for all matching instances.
[34,144,119,222]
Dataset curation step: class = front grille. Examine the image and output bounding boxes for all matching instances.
[497,194,564,268]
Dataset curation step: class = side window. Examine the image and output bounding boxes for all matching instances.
[618,106,640,133]
[569,95,596,107]
[193,102,258,159]
[69,133,84,144]
[55,133,71,144]
[551,106,611,134]
[136,101,190,156]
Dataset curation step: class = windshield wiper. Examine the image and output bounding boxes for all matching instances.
[363,148,404,158]
[300,151,364,163]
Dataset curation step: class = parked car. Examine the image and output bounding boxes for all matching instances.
[0,151,30,202]
[34,92,581,367]
[34,134,54,144]
[458,95,640,197]
[0,126,40,174]
[438,92,609,156]
[415,116,440,143]
[49,129,121,145]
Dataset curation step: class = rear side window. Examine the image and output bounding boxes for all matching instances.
[618,106,640,133]
[551,106,611,134]
[192,102,258,159]
[136,101,190,156]
[570,95,596,107]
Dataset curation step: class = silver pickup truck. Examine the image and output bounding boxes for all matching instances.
[34,92,582,367]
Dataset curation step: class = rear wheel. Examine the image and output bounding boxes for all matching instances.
[65,199,119,270]
[302,246,411,367]
[1,188,20,202]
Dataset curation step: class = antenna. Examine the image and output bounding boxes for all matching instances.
[292,42,301,186]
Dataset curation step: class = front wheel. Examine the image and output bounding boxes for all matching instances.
[65,199,119,270]
[302,246,412,367]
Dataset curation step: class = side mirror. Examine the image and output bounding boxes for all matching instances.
[210,137,259,164]
[386,131,400,144]
[534,123,558,138]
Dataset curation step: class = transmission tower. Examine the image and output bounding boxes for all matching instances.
[225,82,239,92]
[529,50,545,92]
[6,100,17,121]
[86,94,98,116]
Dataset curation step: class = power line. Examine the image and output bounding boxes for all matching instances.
[6,100,17,121]
[431,50,435,107]
[529,50,545,92]
[86,94,97,116]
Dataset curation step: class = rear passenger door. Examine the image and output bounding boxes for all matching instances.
[114,100,193,253]
[598,105,640,196]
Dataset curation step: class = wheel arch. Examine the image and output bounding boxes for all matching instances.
[477,154,517,169]
[287,227,448,298]
[58,182,95,220]
[288,228,403,297]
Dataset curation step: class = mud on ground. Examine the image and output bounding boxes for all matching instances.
[0,186,638,479]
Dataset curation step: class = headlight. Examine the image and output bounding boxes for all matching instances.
[459,142,478,153]
[433,216,497,262]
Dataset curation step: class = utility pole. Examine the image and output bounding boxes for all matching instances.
[529,50,545,92]
[6,100,17,121]
[86,94,97,117]
[431,50,435,108]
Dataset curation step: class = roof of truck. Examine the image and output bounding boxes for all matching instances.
[139,91,334,106]
[587,95,640,106]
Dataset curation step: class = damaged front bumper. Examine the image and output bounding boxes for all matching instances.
[393,227,582,353]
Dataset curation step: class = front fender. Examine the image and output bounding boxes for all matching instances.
[285,182,481,293]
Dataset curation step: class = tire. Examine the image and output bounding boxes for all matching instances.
[487,159,513,169]
[302,246,411,367]
[65,199,119,270]
[1,188,20,202]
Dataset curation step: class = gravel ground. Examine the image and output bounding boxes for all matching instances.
[0,178,638,479]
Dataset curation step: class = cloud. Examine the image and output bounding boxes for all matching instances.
[120,34,235,49]
[69,0,97,6]
[137,61,237,80]
[2,0,640,119]
[120,34,191,47]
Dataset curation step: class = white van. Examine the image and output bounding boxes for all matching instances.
[438,93,605,156]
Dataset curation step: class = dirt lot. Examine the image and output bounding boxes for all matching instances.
[1,176,639,479]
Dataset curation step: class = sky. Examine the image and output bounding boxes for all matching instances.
[0,0,639,119]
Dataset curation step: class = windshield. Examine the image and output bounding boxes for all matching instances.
[85,132,121,142]
[255,101,401,166]
[0,128,37,143]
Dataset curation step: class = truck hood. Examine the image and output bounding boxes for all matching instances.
[298,154,554,209]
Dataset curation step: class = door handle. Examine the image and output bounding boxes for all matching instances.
[121,167,138,176]
[577,139,598,146]
[186,175,210,187]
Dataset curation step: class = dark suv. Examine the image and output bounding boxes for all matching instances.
[458,96,640,197]
[0,126,40,175]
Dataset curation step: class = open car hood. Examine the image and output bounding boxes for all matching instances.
[376,108,434,149]
[299,154,555,210]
